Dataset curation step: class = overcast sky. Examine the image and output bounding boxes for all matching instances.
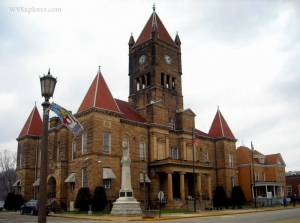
[1,0,299,171]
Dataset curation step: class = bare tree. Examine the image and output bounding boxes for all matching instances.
[0,150,16,200]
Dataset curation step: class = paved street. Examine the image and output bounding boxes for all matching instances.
[0,207,299,223]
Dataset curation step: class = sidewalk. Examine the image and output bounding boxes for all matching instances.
[50,206,299,222]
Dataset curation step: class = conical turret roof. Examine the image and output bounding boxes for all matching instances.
[134,5,176,47]
[19,104,42,137]
[208,108,235,139]
[78,67,120,113]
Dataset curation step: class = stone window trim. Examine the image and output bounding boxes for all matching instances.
[72,141,76,160]
[168,118,175,129]
[170,147,179,159]
[82,168,87,187]
[229,153,233,168]
[82,133,88,154]
[139,141,146,161]
[103,132,111,153]
[204,152,209,162]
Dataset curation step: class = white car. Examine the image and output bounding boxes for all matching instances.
[0,200,4,211]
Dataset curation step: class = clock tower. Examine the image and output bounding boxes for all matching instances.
[128,5,183,126]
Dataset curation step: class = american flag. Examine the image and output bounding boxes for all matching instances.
[193,134,199,147]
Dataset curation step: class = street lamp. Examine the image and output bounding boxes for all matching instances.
[38,69,57,223]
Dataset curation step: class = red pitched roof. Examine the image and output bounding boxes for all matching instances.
[195,128,210,137]
[115,99,146,123]
[208,108,235,139]
[78,69,120,113]
[19,105,42,137]
[134,9,176,47]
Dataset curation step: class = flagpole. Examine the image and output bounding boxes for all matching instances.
[251,141,257,208]
[192,128,196,212]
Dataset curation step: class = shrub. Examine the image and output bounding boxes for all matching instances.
[231,186,246,206]
[75,187,93,211]
[13,194,24,210]
[4,193,15,210]
[213,186,228,207]
[92,186,107,211]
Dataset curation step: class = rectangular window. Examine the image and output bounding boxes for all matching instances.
[72,141,76,160]
[103,132,111,153]
[139,142,146,160]
[103,179,110,189]
[57,146,60,161]
[287,186,292,197]
[254,170,259,181]
[82,168,87,187]
[170,148,178,159]
[231,177,234,188]
[82,133,87,154]
[204,152,209,162]
[229,154,233,168]
[19,153,22,168]
[298,185,300,197]
[71,183,75,192]
[262,171,266,181]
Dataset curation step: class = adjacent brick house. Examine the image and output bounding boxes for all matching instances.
[236,146,286,204]
[15,7,239,210]
[286,171,300,198]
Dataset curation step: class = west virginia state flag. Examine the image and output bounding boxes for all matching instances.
[50,103,83,136]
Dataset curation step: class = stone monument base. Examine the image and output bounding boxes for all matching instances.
[110,198,142,215]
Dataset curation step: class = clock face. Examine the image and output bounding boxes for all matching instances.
[139,55,146,65]
[165,55,172,64]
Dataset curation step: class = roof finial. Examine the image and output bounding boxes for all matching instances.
[98,65,101,74]
[131,32,133,36]
[176,31,178,35]
[48,68,50,75]
[35,101,36,107]
[153,3,156,12]
[217,105,219,111]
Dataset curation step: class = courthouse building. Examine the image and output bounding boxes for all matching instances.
[14,7,239,210]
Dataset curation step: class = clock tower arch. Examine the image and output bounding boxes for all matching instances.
[128,5,183,125]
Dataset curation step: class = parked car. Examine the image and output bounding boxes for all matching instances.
[0,200,4,211]
[20,199,50,215]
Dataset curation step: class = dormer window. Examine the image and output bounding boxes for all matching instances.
[168,118,175,129]
[260,158,265,164]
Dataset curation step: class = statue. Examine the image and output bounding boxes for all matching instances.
[110,139,142,215]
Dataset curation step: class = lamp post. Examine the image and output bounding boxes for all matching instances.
[38,69,57,223]
[251,141,257,208]
[142,167,147,214]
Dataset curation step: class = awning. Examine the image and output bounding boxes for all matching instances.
[139,173,151,183]
[65,173,75,183]
[13,179,21,187]
[32,178,40,186]
[103,168,116,179]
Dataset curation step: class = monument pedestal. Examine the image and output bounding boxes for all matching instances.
[111,189,142,215]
